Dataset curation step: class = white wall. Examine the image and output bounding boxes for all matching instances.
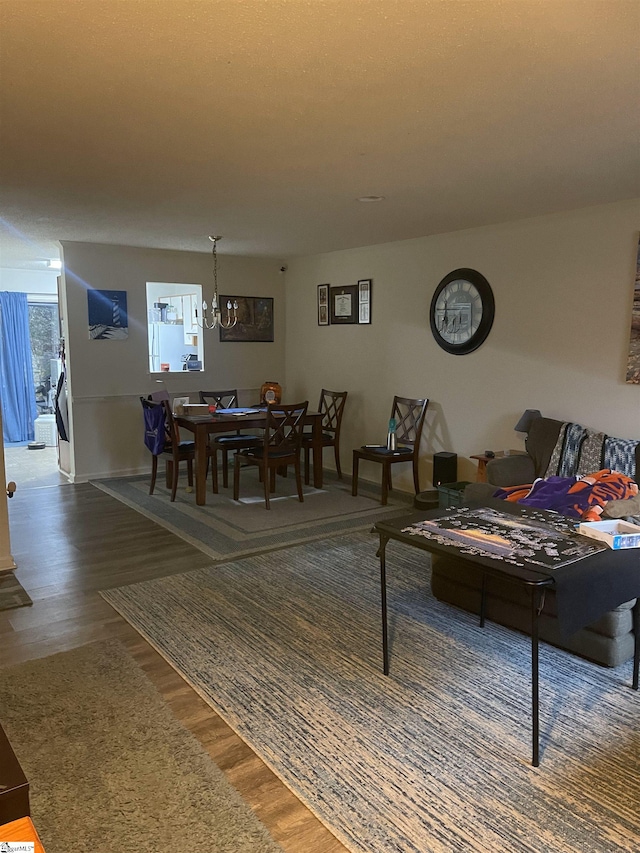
[0,267,59,296]
[284,200,640,492]
[60,242,285,481]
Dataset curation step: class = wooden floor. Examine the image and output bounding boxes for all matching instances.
[0,481,349,853]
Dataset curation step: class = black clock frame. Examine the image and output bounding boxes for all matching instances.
[429,267,495,355]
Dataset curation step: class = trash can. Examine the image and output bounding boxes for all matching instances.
[34,414,58,446]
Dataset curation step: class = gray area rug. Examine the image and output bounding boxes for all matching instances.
[0,640,283,853]
[0,571,32,611]
[102,531,640,853]
[93,469,410,561]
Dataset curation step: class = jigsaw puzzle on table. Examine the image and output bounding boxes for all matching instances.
[403,506,606,569]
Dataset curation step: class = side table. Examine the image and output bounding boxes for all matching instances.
[470,450,523,483]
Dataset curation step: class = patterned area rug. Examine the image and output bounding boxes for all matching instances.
[0,640,283,852]
[93,469,410,561]
[102,532,640,853]
[0,571,32,611]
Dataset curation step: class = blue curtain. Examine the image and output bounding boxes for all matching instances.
[0,292,38,442]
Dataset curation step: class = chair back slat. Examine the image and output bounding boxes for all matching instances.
[391,396,429,447]
[265,402,309,455]
[160,399,181,448]
[318,389,348,436]
[199,389,239,408]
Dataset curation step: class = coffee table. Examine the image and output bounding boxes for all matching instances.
[374,506,640,766]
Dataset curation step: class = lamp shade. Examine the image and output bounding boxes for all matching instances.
[514,409,542,433]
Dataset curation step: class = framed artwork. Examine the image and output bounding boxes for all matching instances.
[219,296,274,342]
[87,289,128,340]
[330,285,358,324]
[318,283,329,326]
[625,234,640,384]
[358,279,372,324]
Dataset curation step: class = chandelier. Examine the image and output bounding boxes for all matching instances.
[197,235,238,330]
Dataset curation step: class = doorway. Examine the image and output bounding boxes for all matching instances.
[2,296,67,490]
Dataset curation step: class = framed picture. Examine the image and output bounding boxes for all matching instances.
[330,285,358,324]
[87,289,128,340]
[318,284,329,326]
[358,279,372,324]
[219,296,274,342]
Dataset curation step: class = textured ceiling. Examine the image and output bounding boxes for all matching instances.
[1,0,639,269]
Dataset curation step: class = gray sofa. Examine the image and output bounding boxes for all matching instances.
[430,416,640,667]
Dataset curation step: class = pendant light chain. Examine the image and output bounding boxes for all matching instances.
[211,234,220,311]
[196,235,238,330]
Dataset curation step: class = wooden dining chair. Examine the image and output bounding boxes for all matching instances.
[199,390,261,491]
[141,397,214,501]
[351,396,429,505]
[233,401,309,509]
[302,389,348,484]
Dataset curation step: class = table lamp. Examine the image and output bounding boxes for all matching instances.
[514,409,542,434]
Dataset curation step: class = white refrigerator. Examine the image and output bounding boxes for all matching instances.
[148,323,198,372]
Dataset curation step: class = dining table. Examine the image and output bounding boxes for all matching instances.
[175,408,325,505]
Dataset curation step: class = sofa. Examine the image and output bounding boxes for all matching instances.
[430,416,640,667]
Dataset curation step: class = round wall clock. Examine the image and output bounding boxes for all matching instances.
[429,268,495,355]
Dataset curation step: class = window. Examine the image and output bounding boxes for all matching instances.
[28,301,61,413]
[147,282,204,373]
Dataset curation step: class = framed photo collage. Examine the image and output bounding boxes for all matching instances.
[318,279,371,326]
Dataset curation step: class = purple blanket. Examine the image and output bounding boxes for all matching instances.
[493,470,639,521]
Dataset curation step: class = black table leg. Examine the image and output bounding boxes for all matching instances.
[479,573,487,628]
[531,587,542,767]
[633,598,639,691]
[378,532,390,676]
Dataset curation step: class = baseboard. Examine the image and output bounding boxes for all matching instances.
[81,466,149,483]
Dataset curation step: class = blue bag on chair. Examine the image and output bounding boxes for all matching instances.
[143,401,166,456]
